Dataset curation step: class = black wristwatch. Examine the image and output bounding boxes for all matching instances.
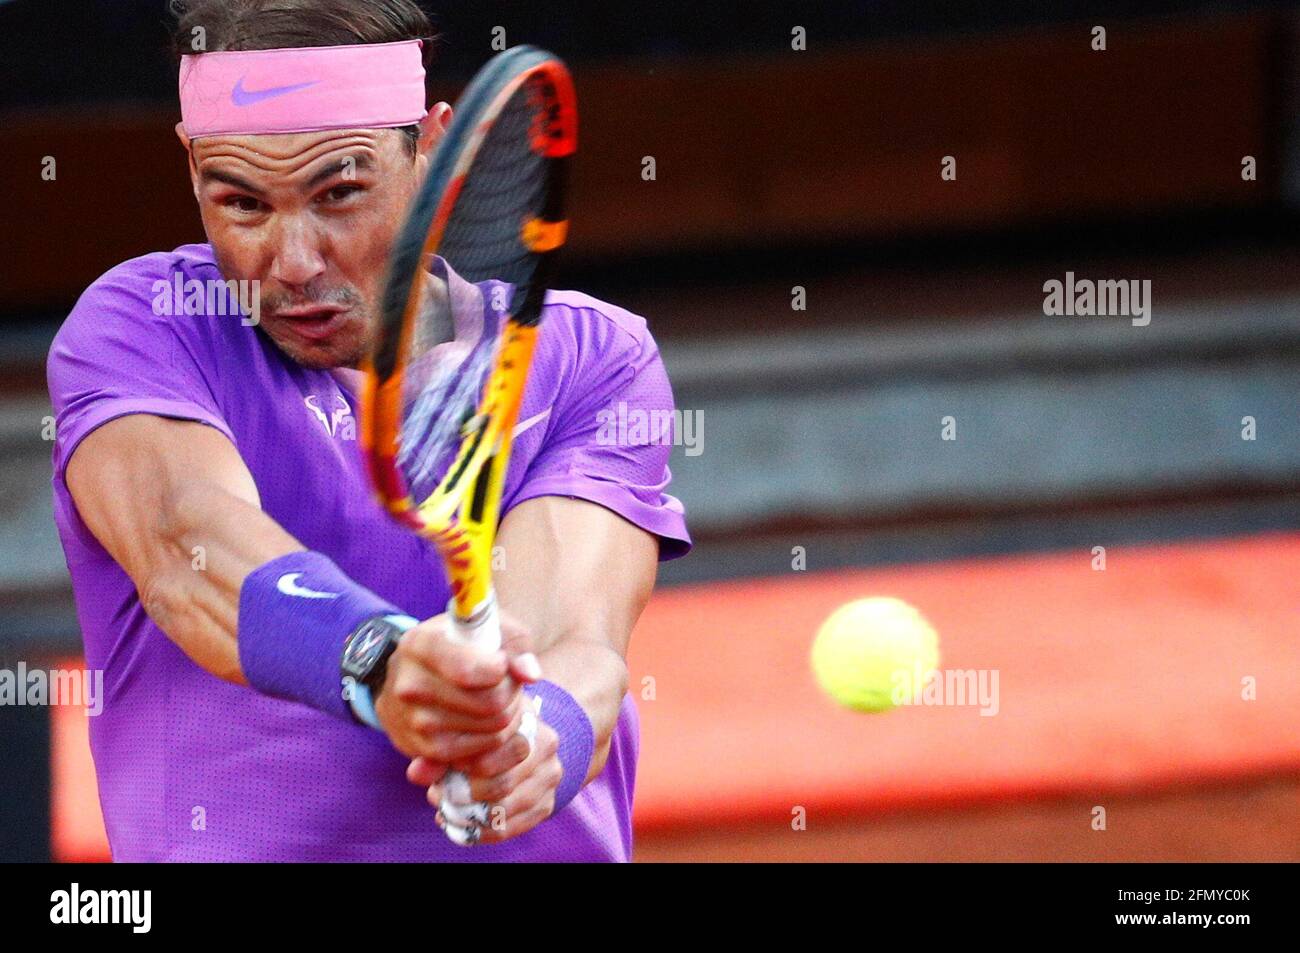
[340,614,416,728]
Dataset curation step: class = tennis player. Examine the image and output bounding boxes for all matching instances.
[46,0,689,861]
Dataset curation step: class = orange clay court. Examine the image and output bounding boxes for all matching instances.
[53,531,1300,862]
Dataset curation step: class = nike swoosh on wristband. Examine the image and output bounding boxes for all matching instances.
[231,77,320,107]
[276,572,340,600]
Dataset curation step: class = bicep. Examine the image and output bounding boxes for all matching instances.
[494,496,658,657]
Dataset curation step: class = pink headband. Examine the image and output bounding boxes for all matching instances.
[179,39,427,138]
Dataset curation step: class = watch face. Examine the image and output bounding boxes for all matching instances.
[343,621,392,678]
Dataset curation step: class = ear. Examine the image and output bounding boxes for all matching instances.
[417,102,452,155]
[175,122,200,199]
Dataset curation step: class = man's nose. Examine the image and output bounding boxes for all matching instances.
[268,216,327,288]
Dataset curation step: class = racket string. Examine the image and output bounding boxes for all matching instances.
[396,83,554,501]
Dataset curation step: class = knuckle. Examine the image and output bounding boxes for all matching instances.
[392,671,425,704]
[471,689,509,721]
[489,748,518,776]
[410,710,440,736]
[414,738,439,763]
[402,628,435,662]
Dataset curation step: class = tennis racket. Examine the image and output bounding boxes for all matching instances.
[359,45,577,845]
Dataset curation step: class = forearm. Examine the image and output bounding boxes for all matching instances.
[142,483,304,682]
[68,415,305,684]
[535,636,630,782]
[493,497,657,786]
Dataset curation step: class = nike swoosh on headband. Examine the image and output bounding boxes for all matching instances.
[276,572,340,600]
[231,77,320,107]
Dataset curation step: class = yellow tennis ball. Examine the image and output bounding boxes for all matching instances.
[811,597,940,712]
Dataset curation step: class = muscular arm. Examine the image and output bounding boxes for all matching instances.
[68,413,539,767]
[65,414,303,683]
[493,495,658,781]
[69,414,657,797]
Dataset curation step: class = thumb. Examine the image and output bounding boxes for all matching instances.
[508,651,543,684]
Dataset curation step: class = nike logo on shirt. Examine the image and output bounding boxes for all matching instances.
[512,408,551,439]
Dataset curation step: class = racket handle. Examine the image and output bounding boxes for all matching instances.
[448,591,502,651]
[441,592,503,844]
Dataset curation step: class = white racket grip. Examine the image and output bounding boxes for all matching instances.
[441,592,503,844]
[447,591,502,651]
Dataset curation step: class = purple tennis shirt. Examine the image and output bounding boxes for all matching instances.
[47,243,690,862]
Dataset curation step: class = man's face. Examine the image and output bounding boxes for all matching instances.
[184,125,431,369]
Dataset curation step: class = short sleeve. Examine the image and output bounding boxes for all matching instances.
[505,298,692,561]
[47,258,234,483]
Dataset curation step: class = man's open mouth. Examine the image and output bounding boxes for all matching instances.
[274,307,349,341]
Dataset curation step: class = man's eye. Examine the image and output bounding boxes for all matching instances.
[225,196,262,213]
[324,184,363,203]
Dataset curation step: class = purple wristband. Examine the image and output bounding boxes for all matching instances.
[238,551,401,720]
[524,680,595,814]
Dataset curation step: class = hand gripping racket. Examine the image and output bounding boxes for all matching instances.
[359,46,577,845]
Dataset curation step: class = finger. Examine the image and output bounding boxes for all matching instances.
[470,730,560,832]
[406,756,448,788]
[492,742,562,822]
[465,719,552,790]
[425,780,446,811]
[384,692,521,761]
[474,764,561,844]
[507,652,543,684]
[452,700,533,779]
[415,700,530,762]
[465,731,532,784]
[403,693,521,736]
[402,618,511,689]
[388,648,519,720]
[476,799,555,844]
[465,738,534,802]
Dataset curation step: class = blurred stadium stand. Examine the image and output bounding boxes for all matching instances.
[1,1,1297,861]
